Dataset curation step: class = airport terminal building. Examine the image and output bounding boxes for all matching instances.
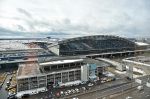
[49,35,138,56]
[15,35,143,95]
[1,35,149,97]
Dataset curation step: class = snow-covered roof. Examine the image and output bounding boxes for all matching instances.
[0,41,41,51]
[17,62,41,79]
[40,59,83,66]
[0,42,29,50]
[135,42,149,46]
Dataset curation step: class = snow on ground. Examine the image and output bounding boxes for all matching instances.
[115,70,126,74]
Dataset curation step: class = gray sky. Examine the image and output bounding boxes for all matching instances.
[0,0,150,38]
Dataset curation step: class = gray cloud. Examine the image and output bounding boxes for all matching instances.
[0,0,150,38]
[0,26,69,38]
[17,8,32,18]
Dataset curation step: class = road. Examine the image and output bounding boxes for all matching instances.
[66,82,137,99]
[111,83,150,99]
[67,76,150,99]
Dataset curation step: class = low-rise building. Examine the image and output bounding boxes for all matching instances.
[16,57,109,97]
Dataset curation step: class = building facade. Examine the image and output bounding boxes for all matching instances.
[17,58,108,93]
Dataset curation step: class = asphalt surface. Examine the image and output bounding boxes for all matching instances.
[111,84,150,99]
[73,76,150,99]
[111,76,150,99]
[73,82,137,99]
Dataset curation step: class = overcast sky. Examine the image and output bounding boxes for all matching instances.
[0,0,150,38]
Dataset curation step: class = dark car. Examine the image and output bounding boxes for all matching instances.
[7,94,17,99]
[126,77,132,80]
[22,94,30,98]
[23,57,28,60]
[8,58,14,61]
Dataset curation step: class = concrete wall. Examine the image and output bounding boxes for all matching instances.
[81,65,89,82]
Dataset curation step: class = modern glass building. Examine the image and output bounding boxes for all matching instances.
[49,35,137,56]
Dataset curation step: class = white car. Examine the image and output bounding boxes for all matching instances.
[75,88,79,93]
[137,85,144,91]
[71,89,76,93]
[88,83,94,87]
[67,90,71,94]
[65,91,68,96]
[126,96,132,99]
[60,91,64,95]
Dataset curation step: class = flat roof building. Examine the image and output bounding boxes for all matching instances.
[16,57,110,96]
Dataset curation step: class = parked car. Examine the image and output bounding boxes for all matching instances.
[72,97,79,99]
[21,94,30,98]
[88,83,94,87]
[64,91,68,96]
[23,57,28,60]
[7,95,17,99]
[81,81,87,84]
[7,81,10,86]
[137,85,144,91]
[126,96,132,99]
[67,90,72,94]
[75,88,79,93]
[71,89,76,93]
[5,85,9,90]
[82,87,86,91]
[60,91,64,96]
[56,92,60,97]
[126,77,132,80]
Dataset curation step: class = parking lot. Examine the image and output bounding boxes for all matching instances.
[0,69,17,99]
[6,71,17,97]
[0,72,7,88]
[1,65,129,99]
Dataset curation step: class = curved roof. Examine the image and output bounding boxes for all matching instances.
[48,35,138,56]
[58,35,136,45]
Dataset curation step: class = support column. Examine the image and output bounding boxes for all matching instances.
[54,74,55,85]
[126,63,133,79]
[68,71,70,82]
[81,65,89,82]
[61,72,62,83]
[28,78,30,90]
